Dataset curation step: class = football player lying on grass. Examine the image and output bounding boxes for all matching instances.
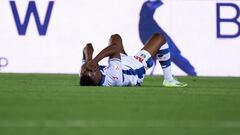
[79,33,187,87]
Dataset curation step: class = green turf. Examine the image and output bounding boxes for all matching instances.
[0,73,240,135]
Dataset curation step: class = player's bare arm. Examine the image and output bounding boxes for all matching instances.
[85,34,123,72]
[93,34,122,62]
[91,43,121,64]
[80,34,124,86]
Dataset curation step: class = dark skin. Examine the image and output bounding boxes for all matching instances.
[80,43,101,84]
[80,33,166,85]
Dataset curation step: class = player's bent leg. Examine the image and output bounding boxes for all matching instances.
[139,33,187,88]
[135,50,154,69]
[141,33,166,57]
[108,34,127,55]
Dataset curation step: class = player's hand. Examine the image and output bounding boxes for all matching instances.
[84,43,94,55]
[83,43,94,61]
[80,63,88,76]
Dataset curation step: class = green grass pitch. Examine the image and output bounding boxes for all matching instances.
[0,73,240,135]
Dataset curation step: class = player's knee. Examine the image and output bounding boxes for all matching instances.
[110,34,122,43]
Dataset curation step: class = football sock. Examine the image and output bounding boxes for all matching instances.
[157,43,173,81]
[136,50,154,69]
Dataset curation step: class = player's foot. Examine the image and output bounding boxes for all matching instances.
[163,78,188,88]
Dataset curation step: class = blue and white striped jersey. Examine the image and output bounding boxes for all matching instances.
[99,52,153,86]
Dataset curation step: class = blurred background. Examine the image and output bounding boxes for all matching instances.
[0,0,239,76]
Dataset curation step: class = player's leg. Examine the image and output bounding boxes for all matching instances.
[141,33,166,57]
[157,37,187,87]
[104,34,124,86]
[134,33,165,69]
[141,33,187,87]
[108,34,127,56]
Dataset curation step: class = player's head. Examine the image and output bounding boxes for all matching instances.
[80,75,98,86]
[79,64,102,86]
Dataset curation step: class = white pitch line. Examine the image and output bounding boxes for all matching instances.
[0,120,240,128]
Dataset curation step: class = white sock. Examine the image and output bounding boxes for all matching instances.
[162,66,173,81]
[158,43,173,81]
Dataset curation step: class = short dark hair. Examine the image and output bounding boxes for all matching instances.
[80,75,97,86]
